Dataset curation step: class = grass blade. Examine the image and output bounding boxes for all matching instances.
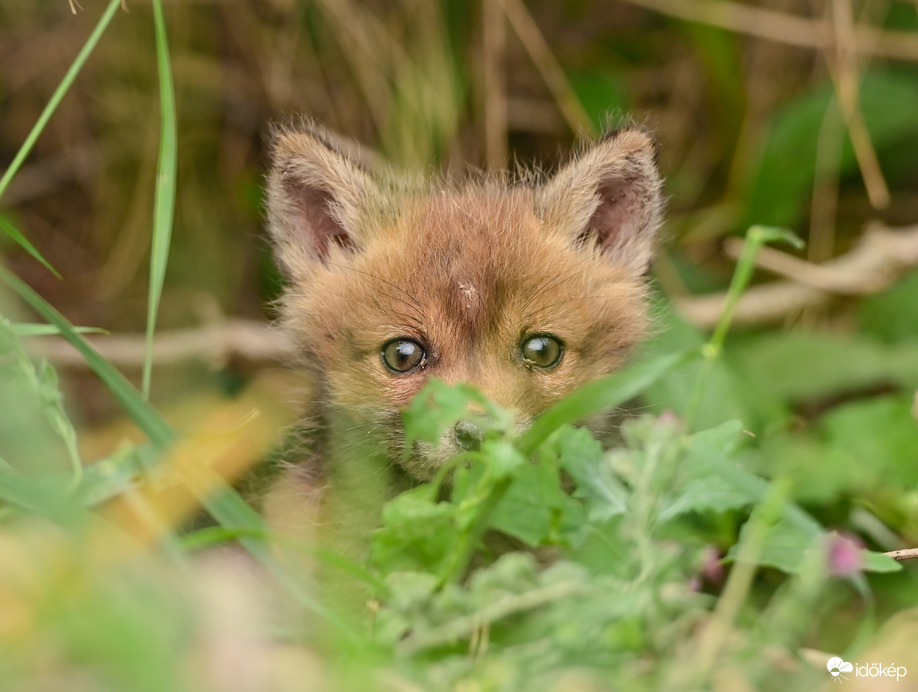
[707,225,804,354]
[517,347,698,456]
[142,0,179,399]
[0,214,60,278]
[0,267,176,449]
[1,270,356,637]
[0,0,123,202]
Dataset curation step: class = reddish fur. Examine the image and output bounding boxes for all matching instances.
[264,121,663,521]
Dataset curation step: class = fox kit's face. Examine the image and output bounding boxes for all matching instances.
[267,124,662,479]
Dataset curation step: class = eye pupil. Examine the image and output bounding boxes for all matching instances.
[382,339,425,373]
[521,335,563,368]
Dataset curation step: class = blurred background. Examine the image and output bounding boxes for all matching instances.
[1,0,917,460]
[2,3,918,688]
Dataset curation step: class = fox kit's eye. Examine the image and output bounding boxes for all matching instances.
[381,338,426,373]
[520,334,563,369]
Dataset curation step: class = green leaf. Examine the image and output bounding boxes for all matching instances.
[402,378,507,451]
[488,447,586,547]
[0,461,85,524]
[862,550,902,574]
[75,444,159,507]
[731,331,918,401]
[177,525,269,552]
[858,268,918,342]
[557,426,627,522]
[372,488,458,574]
[9,323,106,337]
[730,516,817,574]
[0,215,60,278]
[684,422,825,573]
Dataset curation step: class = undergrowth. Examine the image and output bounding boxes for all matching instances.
[2,3,918,692]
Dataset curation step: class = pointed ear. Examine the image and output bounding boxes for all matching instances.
[537,129,663,274]
[266,122,378,280]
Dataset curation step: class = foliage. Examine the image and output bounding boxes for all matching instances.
[1,1,918,691]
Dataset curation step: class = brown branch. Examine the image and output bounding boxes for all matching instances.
[25,318,295,368]
[622,0,918,62]
[674,224,918,328]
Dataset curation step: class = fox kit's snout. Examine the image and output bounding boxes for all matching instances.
[266,121,663,485]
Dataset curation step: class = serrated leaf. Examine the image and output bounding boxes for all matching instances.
[660,421,758,521]
[488,451,586,547]
[373,489,458,574]
[557,426,628,522]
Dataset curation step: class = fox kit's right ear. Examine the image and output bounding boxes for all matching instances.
[266,124,377,279]
[537,128,663,275]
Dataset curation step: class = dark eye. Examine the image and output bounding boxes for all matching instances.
[381,338,426,373]
[520,334,563,369]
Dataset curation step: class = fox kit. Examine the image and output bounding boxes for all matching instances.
[262,121,663,533]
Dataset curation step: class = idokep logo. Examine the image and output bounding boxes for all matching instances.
[827,657,853,682]
[827,656,908,683]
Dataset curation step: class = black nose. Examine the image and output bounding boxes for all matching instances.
[453,419,483,451]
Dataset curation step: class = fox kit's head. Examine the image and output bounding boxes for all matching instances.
[267,122,663,479]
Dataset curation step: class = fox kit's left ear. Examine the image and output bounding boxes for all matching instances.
[537,129,663,274]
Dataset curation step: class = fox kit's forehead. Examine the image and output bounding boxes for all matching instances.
[359,186,545,336]
[321,183,645,365]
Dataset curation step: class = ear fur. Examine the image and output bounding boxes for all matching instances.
[537,128,663,274]
[266,121,378,280]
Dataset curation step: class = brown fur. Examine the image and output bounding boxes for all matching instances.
[263,120,663,529]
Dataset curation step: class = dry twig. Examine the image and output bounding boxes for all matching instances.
[675,224,918,328]
[885,548,918,562]
[623,0,918,62]
[25,318,295,368]
[502,0,594,136]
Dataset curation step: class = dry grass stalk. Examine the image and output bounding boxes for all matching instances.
[503,0,595,136]
[623,0,918,61]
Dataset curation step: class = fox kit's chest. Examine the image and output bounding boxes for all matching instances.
[267,123,662,478]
